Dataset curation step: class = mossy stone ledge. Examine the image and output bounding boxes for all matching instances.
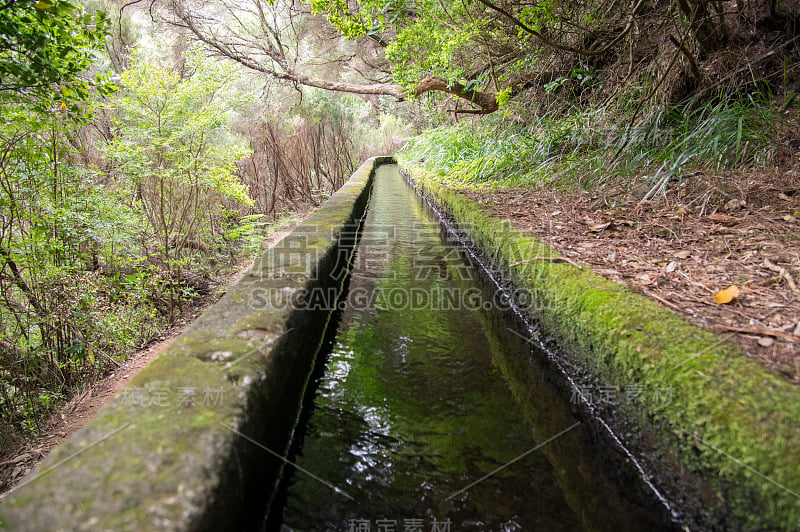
[0,156,393,532]
[398,157,800,531]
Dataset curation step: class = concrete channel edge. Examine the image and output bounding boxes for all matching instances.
[0,156,393,531]
[398,157,800,530]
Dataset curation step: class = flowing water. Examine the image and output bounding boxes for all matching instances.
[268,164,677,531]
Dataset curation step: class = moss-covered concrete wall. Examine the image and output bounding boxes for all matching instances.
[4,155,798,530]
[0,156,392,532]
[398,158,800,531]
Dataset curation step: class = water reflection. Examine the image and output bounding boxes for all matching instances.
[273,165,674,531]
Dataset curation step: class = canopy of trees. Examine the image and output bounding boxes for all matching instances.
[0,0,113,109]
[161,0,800,114]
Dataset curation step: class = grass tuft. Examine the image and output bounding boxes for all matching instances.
[401,97,778,193]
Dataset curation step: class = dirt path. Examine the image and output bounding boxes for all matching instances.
[464,168,800,383]
[0,223,304,499]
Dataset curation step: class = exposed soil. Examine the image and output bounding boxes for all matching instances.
[0,223,305,499]
[463,168,800,383]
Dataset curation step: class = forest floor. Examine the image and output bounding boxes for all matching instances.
[463,165,800,384]
[0,222,306,499]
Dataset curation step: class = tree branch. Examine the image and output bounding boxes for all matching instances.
[414,76,499,113]
[165,0,515,113]
[475,0,643,58]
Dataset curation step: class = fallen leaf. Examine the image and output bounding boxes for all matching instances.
[714,285,740,304]
[758,336,774,347]
[674,250,691,259]
[707,213,741,224]
[665,261,678,273]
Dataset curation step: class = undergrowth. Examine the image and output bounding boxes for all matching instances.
[0,211,295,452]
[401,96,782,194]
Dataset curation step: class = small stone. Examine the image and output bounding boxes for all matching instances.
[724,198,746,211]
[758,336,774,347]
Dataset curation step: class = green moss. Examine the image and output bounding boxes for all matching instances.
[0,157,385,532]
[398,157,800,530]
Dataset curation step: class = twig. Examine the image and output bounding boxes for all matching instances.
[0,449,45,467]
[641,288,683,311]
[510,256,582,270]
[119,0,145,45]
[688,34,800,102]
[763,258,798,292]
[716,325,799,342]
[668,34,700,78]
[476,0,643,57]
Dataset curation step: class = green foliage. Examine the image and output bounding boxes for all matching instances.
[544,66,602,94]
[0,104,158,443]
[215,212,266,261]
[0,1,144,444]
[308,0,411,39]
[105,50,253,293]
[495,87,512,109]
[308,0,369,38]
[402,97,778,190]
[517,0,558,36]
[107,51,252,207]
[308,0,485,93]
[308,0,607,107]
[0,38,261,446]
[0,0,114,112]
[385,12,476,92]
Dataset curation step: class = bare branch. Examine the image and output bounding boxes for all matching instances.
[164,0,505,113]
[475,0,643,58]
[414,76,499,113]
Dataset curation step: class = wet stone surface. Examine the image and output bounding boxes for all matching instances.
[271,165,676,531]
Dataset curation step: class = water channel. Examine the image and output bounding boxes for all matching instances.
[267,164,678,531]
